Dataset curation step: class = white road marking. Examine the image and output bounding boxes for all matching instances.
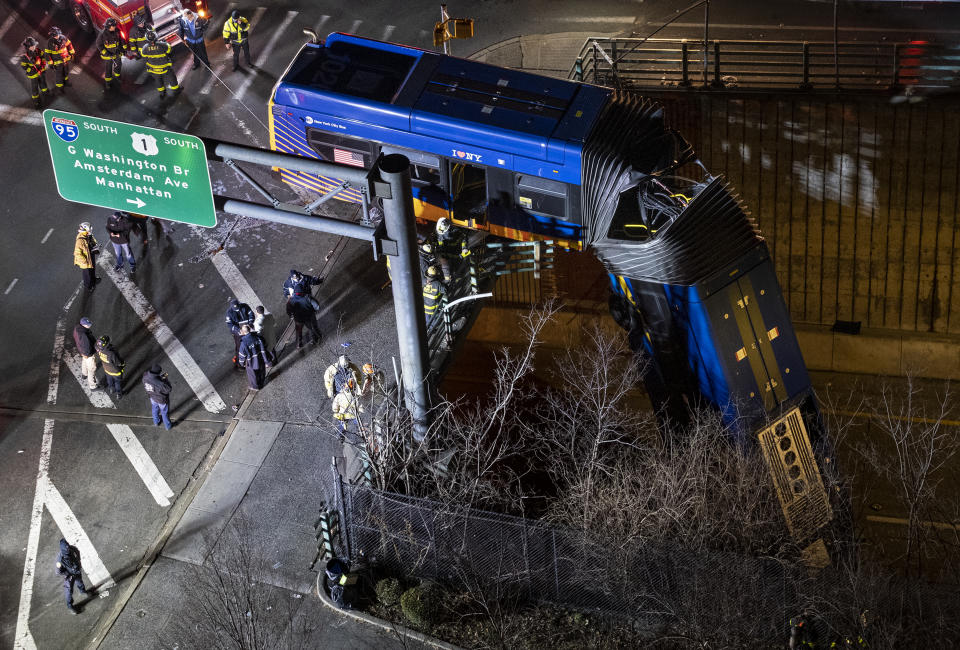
[47,286,80,405]
[314,15,330,34]
[41,228,54,243]
[74,43,98,77]
[554,16,637,23]
[235,11,297,101]
[0,9,20,40]
[0,103,43,126]
[63,349,116,408]
[99,258,227,413]
[44,480,115,589]
[174,51,195,89]
[13,420,51,650]
[106,424,175,507]
[200,4,264,95]
[349,19,362,33]
[211,247,268,312]
[4,278,18,294]
[381,25,396,41]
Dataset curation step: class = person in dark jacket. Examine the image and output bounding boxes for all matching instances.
[237,325,273,390]
[225,298,255,368]
[285,294,322,348]
[283,269,322,299]
[94,17,126,89]
[106,211,135,273]
[143,364,173,429]
[72,317,98,390]
[177,10,209,69]
[56,538,93,615]
[95,335,124,399]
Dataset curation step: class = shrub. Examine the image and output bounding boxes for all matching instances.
[375,577,403,607]
[400,582,444,628]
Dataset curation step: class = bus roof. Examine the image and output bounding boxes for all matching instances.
[272,33,610,182]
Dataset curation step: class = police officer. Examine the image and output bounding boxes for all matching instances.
[127,12,150,58]
[96,336,125,399]
[20,37,48,108]
[225,298,255,368]
[44,26,74,93]
[222,9,252,71]
[237,324,273,390]
[178,9,209,70]
[95,17,126,89]
[143,364,173,429]
[285,294,322,348]
[73,317,99,390]
[283,269,322,299]
[141,29,180,98]
[56,539,94,615]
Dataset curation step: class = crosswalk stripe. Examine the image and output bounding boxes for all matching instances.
[0,8,21,40]
[0,103,42,126]
[106,424,175,507]
[98,258,227,413]
[314,15,330,35]
[235,10,297,101]
[63,349,116,408]
[349,19,362,34]
[382,25,396,41]
[211,248,268,314]
[44,478,115,589]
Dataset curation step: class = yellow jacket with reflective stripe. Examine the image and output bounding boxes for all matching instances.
[96,30,126,59]
[74,233,97,269]
[222,16,250,43]
[141,41,173,73]
[128,25,150,55]
[44,36,74,65]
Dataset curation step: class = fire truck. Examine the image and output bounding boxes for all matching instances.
[49,0,208,44]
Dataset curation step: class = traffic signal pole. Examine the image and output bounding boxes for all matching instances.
[207,141,431,440]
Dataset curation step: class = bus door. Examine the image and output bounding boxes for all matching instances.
[450,161,487,229]
[379,145,447,222]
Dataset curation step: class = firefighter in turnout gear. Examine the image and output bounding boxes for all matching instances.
[20,37,48,108]
[141,30,179,98]
[95,335,125,399]
[222,9,252,71]
[95,17,126,89]
[44,26,74,93]
[433,217,471,283]
[324,355,361,399]
[127,13,150,58]
[423,264,443,322]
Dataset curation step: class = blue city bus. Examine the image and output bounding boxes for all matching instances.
[268,32,821,450]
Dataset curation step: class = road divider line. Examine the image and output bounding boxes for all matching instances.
[106,424,175,507]
[5,278,18,294]
[381,25,396,41]
[314,15,330,34]
[99,258,227,413]
[349,19,362,34]
[63,349,116,409]
[0,103,43,126]
[48,285,81,405]
[13,420,53,650]
[44,479,115,589]
[200,4,264,96]
[0,9,21,40]
[41,228,54,243]
[235,10,297,101]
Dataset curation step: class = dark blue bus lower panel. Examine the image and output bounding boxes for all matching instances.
[610,254,814,443]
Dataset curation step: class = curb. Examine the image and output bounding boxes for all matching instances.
[313,570,462,650]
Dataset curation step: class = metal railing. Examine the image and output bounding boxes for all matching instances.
[570,37,960,92]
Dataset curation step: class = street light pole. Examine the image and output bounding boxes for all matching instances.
[379,154,432,442]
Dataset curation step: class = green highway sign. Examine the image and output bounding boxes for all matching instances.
[43,109,216,227]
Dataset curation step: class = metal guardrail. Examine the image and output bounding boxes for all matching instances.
[570,37,960,92]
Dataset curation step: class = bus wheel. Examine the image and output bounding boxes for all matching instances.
[72,3,93,32]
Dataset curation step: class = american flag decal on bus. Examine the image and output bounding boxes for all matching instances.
[333,148,365,167]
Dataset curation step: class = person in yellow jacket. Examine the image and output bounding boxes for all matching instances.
[44,26,74,93]
[222,10,252,71]
[332,379,363,435]
[20,37,48,108]
[140,30,180,98]
[74,222,101,292]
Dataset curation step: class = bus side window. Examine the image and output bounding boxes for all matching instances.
[450,162,487,227]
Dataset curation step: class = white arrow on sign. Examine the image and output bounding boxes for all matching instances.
[126,197,146,208]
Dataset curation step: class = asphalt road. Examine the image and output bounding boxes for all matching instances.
[1,0,958,647]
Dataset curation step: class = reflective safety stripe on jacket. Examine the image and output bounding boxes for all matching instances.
[141,42,173,73]
[20,53,44,78]
[423,281,441,316]
[97,350,124,376]
[44,37,74,65]
[222,17,250,43]
[128,27,149,55]
[97,33,125,59]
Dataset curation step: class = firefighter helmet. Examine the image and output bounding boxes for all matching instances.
[78,222,92,233]
[49,26,62,39]
[97,335,110,346]
[362,363,375,375]
[146,29,158,43]
[436,218,451,235]
[426,265,440,278]
[135,12,147,27]
[23,36,38,50]
[420,242,433,255]
[105,17,118,29]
